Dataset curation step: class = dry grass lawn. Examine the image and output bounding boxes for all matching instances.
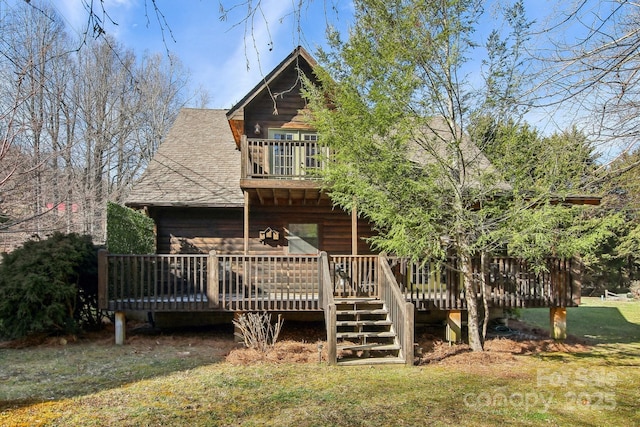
[1,299,639,426]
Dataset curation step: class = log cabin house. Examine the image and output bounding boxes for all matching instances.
[98,47,583,365]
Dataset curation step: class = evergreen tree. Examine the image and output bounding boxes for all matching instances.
[305,0,602,350]
[0,233,100,339]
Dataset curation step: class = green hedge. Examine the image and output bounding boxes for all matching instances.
[0,233,101,339]
[106,202,155,254]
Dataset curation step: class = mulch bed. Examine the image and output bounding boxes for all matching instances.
[1,318,591,366]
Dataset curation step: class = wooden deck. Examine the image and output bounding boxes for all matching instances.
[99,251,580,362]
[98,252,580,313]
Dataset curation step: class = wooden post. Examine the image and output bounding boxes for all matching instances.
[404,302,415,366]
[244,190,250,254]
[207,250,219,308]
[241,135,247,179]
[377,253,385,300]
[115,311,126,345]
[446,310,462,344]
[351,201,358,255]
[327,304,337,365]
[318,252,326,307]
[97,249,108,310]
[550,307,567,340]
[570,259,582,306]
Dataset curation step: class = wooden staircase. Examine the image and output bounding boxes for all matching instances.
[334,297,405,365]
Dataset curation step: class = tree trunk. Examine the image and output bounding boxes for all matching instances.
[461,252,484,351]
[481,251,490,343]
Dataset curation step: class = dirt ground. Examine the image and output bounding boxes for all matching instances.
[0,318,590,366]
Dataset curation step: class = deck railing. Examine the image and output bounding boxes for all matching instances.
[98,252,211,312]
[214,252,321,311]
[98,251,580,313]
[331,255,379,297]
[391,256,580,309]
[379,254,414,366]
[320,252,337,365]
[241,137,328,180]
[98,250,322,312]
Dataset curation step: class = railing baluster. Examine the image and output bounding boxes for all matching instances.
[243,138,326,179]
[101,253,578,315]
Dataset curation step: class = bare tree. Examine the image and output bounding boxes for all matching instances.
[534,1,640,162]
[74,37,186,242]
[0,2,191,249]
[0,3,71,237]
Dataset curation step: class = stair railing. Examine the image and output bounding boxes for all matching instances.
[319,251,337,365]
[378,254,415,366]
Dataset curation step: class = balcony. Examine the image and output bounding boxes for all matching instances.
[240,137,329,204]
[240,136,329,179]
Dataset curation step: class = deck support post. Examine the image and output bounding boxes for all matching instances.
[351,201,358,255]
[244,190,250,255]
[446,310,462,344]
[115,311,126,345]
[404,302,415,366]
[550,307,567,340]
[327,304,337,365]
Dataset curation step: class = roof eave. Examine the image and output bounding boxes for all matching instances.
[125,202,245,209]
[227,46,316,120]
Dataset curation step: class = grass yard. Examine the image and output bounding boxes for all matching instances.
[1,299,639,426]
[519,296,640,367]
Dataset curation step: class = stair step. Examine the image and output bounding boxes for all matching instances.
[335,309,388,316]
[336,331,396,339]
[334,297,379,303]
[338,343,401,352]
[329,296,407,366]
[337,356,406,366]
[336,320,393,327]
[335,303,385,309]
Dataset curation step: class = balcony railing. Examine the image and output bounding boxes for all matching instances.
[241,137,328,180]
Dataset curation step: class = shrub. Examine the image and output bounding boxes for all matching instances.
[0,233,103,339]
[233,312,284,353]
[106,202,155,254]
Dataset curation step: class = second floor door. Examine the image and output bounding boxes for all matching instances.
[268,129,319,177]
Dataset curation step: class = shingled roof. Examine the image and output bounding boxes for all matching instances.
[125,108,243,208]
[408,117,512,191]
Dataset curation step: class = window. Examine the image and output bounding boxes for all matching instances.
[303,133,320,169]
[286,223,319,254]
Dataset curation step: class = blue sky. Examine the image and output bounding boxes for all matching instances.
[39,0,629,153]
[54,0,354,108]
[48,1,562,114]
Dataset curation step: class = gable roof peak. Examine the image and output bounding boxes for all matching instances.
[226,45,317,121]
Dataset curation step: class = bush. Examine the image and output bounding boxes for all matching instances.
[0,233,103,339]
[233,312,284,353]
[106,202,155,254]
